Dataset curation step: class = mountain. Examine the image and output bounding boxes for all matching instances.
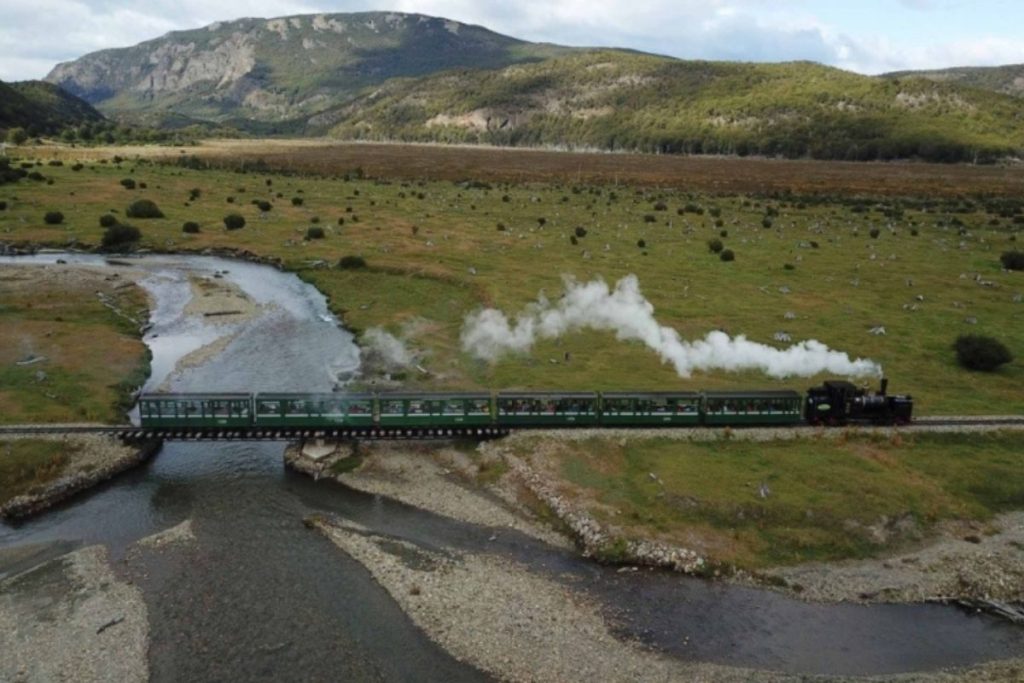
[43,12,1024,162]
[45,12,573,123]
[884,64,1024,99]
[326,50,1024,162]
[0,80,104,135]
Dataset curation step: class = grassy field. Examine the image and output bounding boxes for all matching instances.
[0,440,73,506]
[517,431,1024,569]
[2,144,1020,414]
[0,264,150,424]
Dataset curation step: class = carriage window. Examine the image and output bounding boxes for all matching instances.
[468,399,490,414]
[381,400,404,415]
[444,399,464,415]
[258,400,281,416]
[286,400,309,416]
[348,401,371,415]
[234,401,250,418]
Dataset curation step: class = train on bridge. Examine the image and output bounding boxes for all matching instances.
[138,379,911,434]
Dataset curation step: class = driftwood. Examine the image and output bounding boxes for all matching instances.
[933,598,1024,625]
[96,616,125,634]
[203,310,243,317]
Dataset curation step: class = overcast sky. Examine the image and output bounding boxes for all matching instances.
[3,0,1024,82]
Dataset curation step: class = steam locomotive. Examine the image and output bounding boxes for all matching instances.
[138,379,911,432]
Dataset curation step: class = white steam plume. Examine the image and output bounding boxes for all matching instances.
[460,275,881,378]
[362,327,413,368]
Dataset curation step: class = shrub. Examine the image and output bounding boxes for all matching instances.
[1000,250,1024,271]
[27,171,45,181]
[188,188,201,200]
[338,255,367,269]
[306,226,325,240]
[0,201,6,211]
[226,196,235,203]
[911,228,919,236]
[223,214,246,231]
[182,221,200,234]
[707,238,724,253]
[954,335,1013,372]
[653,201,667,211]
[643,214,656,223]
[43,211,64,225]
[537,217,546,226]
[120,178,135,190]
[784,263,796,270]
[101,223,141,251]
[337,217,345,226]
[496,222,506,231]
[870,228,881,239]
[574,226,587,238]
[720,249,735,262]
[637,239,646,248]
[47,160,63,167]
[256,200,272,212]
[138,182,147,189]
[720,229,728,237]
[762,217,773,229]
[310,216,320,224]
[126,199,163,219]
[99,214,117,227]
[71,163,83,172]
[291,197,304,206]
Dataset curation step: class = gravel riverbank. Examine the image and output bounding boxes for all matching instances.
[0,545,149,683]
[0,435,161,519]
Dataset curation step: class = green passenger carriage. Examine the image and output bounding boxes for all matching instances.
[377,393,492,428]
[252,393,375,428]
[496,392,599,426]
[701,390,803,425]
[138,393,252,429]
[600,392,702,426]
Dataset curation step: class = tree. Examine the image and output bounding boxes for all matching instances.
[126,199,163,219]
[101,223,141,251]
[223,214,245,230]
[954,335,1013,372]
[6,128,28,145]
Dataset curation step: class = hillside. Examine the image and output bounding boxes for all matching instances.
[885,64,1024,98]
[40,11,1024,162]
[45,12,573,123]
[327,50,1024,162]
[0,80,104,135]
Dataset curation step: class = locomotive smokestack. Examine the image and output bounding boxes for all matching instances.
[880,377,888,396]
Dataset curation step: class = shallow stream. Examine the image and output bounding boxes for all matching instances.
[1,252,1022,680]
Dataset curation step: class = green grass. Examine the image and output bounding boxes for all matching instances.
[0,440,74,506]
[1,156,1021,412]
[529,432,1024,568]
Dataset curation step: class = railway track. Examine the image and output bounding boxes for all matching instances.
[1,416,1022,441]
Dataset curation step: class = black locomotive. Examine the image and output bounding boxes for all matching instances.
[804,378,912,426]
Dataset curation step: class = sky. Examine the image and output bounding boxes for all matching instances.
[3,0,1024,82]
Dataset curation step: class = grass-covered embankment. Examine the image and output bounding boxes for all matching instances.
[0,440,73,507]
[0,264,150,424]
[515,430,1024,569]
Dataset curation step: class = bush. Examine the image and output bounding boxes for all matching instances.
[784,263,796,270]
[101,223,141,251]
[637,239,646,248]
[720,229,728,237]
[911,228,919,236]
[223,214,245,231]
[71,163,83,172]
[306,226,325,240]
[126,199,163,219]
[188,188,201,200]
[643,214,656,223]
[707,238,724,253]
[653,201,667,211]
[120,178,135,190]
[574,226,587,238]
[182,221,200,234]
[570,235,578,246]
[954,335,1013,372]
[226,196,235,203]
[762,217,773,229]
[720,249,735,262]
[1000,250,1024,271]
[338,255,367,269]
[496,222,505,231]
[27,171,45,181]
[0,201,6,211]
[337,217,345,226]
[43,211,64,225]
[99,214,117,227]
[291,197,304,206]
[870,228,881,239]
[256,200,272,212]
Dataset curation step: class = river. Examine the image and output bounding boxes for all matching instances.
[1,252,1022,680]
